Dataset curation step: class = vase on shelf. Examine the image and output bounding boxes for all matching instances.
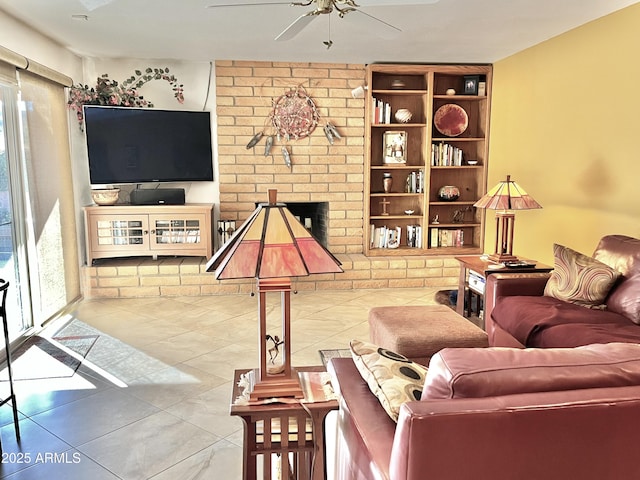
[437,185,460,202]
[383,173,393,193]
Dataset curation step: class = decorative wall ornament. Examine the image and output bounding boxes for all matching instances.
[67,67,184,130]
[270,87,319,140]
[244,85,342,169]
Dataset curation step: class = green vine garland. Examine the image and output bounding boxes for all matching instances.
[67,67,184,129]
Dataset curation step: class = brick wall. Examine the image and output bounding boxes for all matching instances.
[82,254,459,298]
[216,60,366,255]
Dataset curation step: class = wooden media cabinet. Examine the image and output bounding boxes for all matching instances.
[84,203,214,264]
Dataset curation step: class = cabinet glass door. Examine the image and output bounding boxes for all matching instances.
[153,217,201,245]
[97,219,146,245]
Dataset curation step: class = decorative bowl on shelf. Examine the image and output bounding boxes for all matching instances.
[394,109,413,123]
[404,210,415,215]
[434,104,468,137]
[437,185,460,202]
[466,160,479,165]
[91,188,120,206]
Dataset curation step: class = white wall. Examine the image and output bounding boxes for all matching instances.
[0,13,82,79]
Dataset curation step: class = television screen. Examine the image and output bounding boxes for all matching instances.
[83,106,214,184]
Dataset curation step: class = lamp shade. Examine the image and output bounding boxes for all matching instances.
[474,175,542,211]
[206,189,343,280]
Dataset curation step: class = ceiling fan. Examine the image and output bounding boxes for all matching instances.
[207,0,439,47]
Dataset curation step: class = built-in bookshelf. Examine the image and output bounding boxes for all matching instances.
[364,64,492,256]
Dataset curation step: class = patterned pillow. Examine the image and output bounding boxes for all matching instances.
[544,243,621,308]
[350,339,428,422]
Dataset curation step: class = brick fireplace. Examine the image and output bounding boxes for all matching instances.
[215,60,366,257]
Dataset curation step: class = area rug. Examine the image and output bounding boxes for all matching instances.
[0,334,99,381]
[319,348,351,367]
[435,289,456,308]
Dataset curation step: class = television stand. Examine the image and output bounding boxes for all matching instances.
[83,203,213,264]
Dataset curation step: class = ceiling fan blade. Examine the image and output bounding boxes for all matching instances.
[274,13,318,41]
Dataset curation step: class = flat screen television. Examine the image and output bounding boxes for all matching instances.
[83,106,214,184]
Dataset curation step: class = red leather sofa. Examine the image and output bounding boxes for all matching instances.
[328,342,640,480]
[485,235,640,348]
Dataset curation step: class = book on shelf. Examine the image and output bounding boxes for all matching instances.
[406,224,422,248]
[370,224,422,249]
[370,225,401,249]
[431,142,463,166]
[430,227,439,248]
[371,96,391,125]
[405,170,425,193]
[429,227,464,248]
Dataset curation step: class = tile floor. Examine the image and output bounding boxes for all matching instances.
[0,286,445,479]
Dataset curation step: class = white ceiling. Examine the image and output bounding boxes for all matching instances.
[0,0,637,64]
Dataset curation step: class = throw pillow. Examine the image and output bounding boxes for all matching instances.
[350,339,427,422]
[544,243,620,308]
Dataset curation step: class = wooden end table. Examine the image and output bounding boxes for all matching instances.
[230,366,338,480]
[455,255,553,326]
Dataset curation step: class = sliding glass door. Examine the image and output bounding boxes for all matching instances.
[0,84,32,340]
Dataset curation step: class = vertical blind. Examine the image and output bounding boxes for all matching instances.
[18,70,80,321]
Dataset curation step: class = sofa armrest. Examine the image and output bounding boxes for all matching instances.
[328,357,397,480]
[484,272,551,339]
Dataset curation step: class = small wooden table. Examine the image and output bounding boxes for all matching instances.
[455,255,553,325]
[230,367,338,480]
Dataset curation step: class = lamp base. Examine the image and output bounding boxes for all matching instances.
[248,369,304,401]
[488,253,519,263]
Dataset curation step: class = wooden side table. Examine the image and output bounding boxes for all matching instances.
[230,366,338,480]
[455,255,553,326]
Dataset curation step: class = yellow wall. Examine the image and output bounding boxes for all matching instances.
[490,3,640,265]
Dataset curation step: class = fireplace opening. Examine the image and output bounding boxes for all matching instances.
[287,202,329,248]
[256,201,329,249]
